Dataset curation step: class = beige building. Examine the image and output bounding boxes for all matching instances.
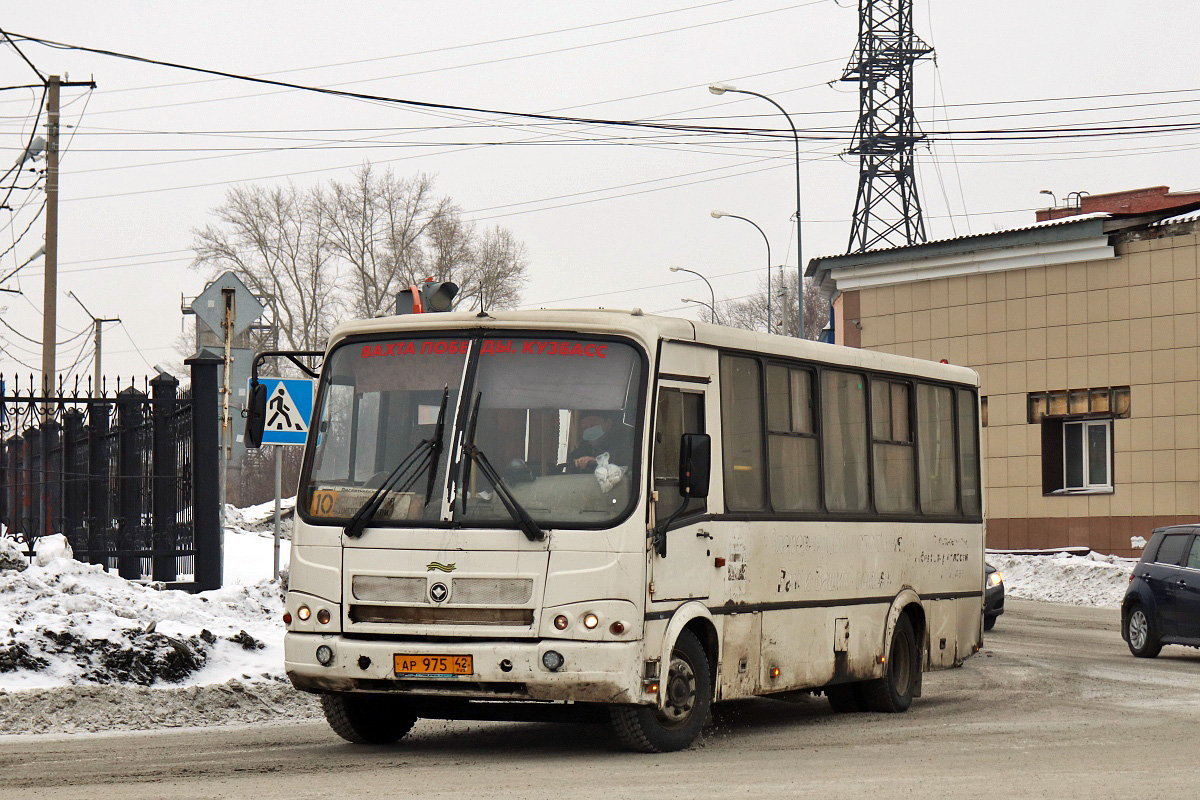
[808,188,1200,557]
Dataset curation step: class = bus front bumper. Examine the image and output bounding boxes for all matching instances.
[285,632,646,704]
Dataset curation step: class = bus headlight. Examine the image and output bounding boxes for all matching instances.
[297,605,311,621]
[316,645,334,666]
[554,615,569,630]
[582,613,599,629]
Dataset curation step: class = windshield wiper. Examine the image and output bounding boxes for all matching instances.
[457,391,545,542]
[344,387,449,539]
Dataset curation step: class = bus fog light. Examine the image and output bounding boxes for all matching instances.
[297,605,311,621]
[609,620,626,635]
[542,650,565,671]
[315,645,334,666]
[553,615,569,630]
[316,608,331,625]
[583,613,599,629]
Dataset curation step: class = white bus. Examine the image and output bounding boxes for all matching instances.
[280,309,984,752]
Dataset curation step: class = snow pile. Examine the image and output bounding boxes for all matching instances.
[33,533,72,567]
[989,551,1135,607]
[0,539,283,691]
[0,536,27,572]
[225,497,295,538]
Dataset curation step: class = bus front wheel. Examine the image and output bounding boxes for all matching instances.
[610,629,712,753]
[321,693,418,744]
[861,614,918,713]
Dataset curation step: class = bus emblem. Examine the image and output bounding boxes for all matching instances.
[427,561,456,572]
[429,582,449,603]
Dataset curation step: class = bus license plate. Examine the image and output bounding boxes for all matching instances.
[394,654,473,676]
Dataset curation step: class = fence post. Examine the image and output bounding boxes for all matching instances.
[116,386,146,580]
[150,373,179,582]
[28,426,42,547]
[43,418,62,540]
[0,427,8,537]
[187,350,223,591]
[61,410,84,555]
[86,400,110,566]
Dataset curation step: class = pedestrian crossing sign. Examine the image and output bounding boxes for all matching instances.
[258,377,315,446]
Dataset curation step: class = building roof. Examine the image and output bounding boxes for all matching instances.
[806,213,1111,278]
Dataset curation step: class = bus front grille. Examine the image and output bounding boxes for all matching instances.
[349,605,535,626]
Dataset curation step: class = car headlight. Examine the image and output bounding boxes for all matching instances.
[987,571,1003,588]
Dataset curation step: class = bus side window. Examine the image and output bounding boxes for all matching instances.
[654,388,706,519]
[956,388,982,515]
[871,379,916,513]
[822,369,869,512]
[766,364,819,511]
[917,383,957,514]
[720,356,767,511]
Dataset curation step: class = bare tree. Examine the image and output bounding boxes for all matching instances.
[192,182,337,351]
[712,269,829,339]
[321,165,442,319]
[460,225,529,311]
[192,162,532,351]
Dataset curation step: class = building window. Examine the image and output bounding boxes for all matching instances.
[1040,415,1114,495]
[1063,419,1111,491]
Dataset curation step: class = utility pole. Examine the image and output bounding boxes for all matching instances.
[39,74,97,395]
[40,75,59,395]
[67,291,119,391]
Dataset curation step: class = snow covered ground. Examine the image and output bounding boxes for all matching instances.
[0,509,1140,737]
[987,550,1136,608]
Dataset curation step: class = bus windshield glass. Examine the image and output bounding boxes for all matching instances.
[458,337,642,529]
[301,334,644,530]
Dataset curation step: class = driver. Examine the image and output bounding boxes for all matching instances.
[569,414,631,471]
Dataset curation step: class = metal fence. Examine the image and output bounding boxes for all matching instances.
[0,353,222,590]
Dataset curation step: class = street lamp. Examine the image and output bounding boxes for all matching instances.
[712,210,772,333]
[670,266,715,323]
[709,82,804,338]
[681,298,716,321]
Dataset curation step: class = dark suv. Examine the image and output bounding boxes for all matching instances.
[1122,525,1200,657]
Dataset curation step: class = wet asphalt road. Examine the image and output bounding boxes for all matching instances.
[2,600,1198,799]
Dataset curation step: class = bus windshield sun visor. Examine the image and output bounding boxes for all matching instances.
[343,387,449,539]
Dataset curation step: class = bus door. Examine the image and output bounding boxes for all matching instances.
[649,381,712,601]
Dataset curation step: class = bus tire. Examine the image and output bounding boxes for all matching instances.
[609,629,712,753]
[861,614,918,713]
[825,682,866,713]
[321,693,418,744]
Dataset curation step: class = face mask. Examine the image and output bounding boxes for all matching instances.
[582,425,605,442]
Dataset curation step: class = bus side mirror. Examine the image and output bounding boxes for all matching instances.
[245,382,267,449]
[679,433,711,499]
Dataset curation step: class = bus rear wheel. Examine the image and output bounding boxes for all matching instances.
[610,630,712,753]
[861,614,918,713]
[321,693,418,744]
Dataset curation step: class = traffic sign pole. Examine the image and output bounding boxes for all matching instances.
[256,376,315,581]
[274,445,282,581]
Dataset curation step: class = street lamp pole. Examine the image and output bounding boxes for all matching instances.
[712,210,772,333]
[669,266,716,324]
[709,83,804,338]
[681,298,717,321]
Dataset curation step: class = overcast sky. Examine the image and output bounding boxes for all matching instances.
[1,1,1198,382]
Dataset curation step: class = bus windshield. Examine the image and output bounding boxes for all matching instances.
[301,334,645,530]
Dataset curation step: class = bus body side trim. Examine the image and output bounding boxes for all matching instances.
[643,590,982,621]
